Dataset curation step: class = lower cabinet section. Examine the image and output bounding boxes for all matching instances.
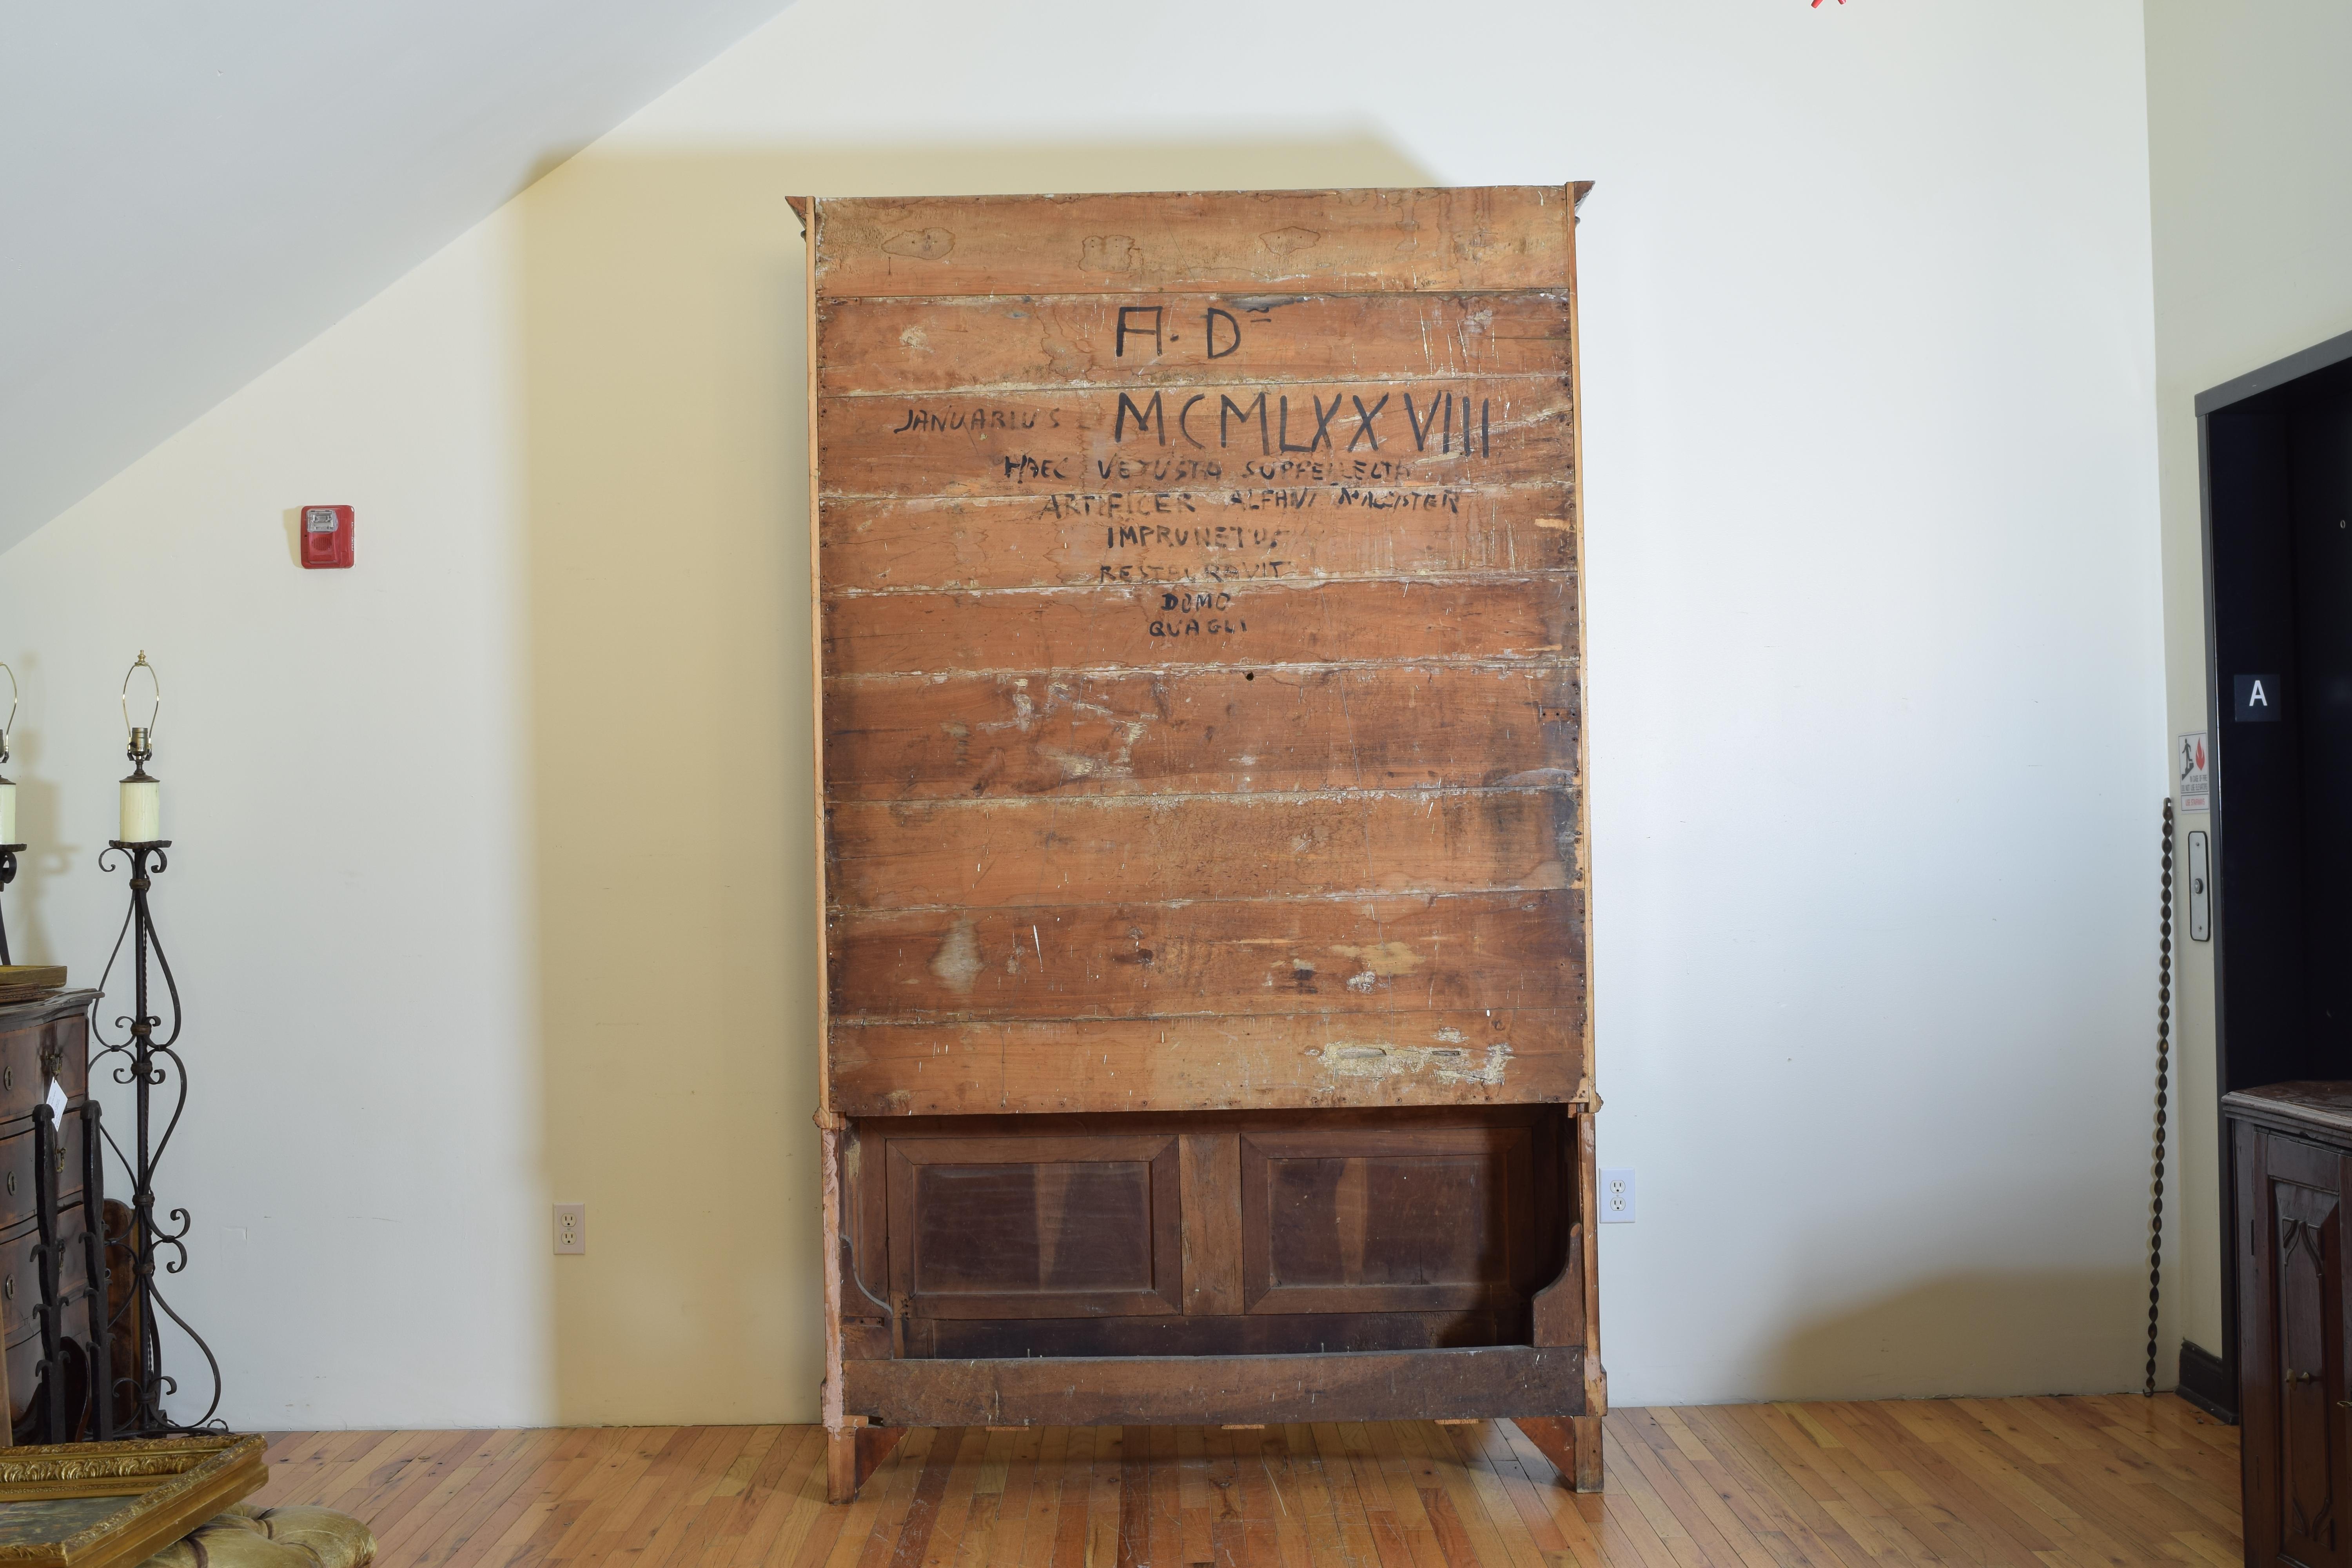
[1241,1122,1539,1315]
[846,1107,1572,1362]
[2230,1088,2352,1568]
[886,1133,1184,1320]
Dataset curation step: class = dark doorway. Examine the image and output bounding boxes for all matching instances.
[2200,327,2352,1421]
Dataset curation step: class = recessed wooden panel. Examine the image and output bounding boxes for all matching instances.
[1240,1125,1536,1314]
[883,1134,1181,1319]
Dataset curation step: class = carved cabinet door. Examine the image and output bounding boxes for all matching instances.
[2241,1125,2352,1568]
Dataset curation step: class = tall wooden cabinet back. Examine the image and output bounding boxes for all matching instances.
[2225,1083,2352,1568]
[800,186,1602,1502]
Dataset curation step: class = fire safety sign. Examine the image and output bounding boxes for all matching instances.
[2178,731,2209,814]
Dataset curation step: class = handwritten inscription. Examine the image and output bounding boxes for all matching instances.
[1149,589,1247,640]
[860,299,1555,648]
[1107,389,1493,457]
[1098,521,1289,586]
[1113,305,1247,361]
[893,405,1061,434]
[1011,461,1456,494]
[884,388,1499,459]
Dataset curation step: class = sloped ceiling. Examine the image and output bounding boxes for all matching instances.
[0,0,797,554]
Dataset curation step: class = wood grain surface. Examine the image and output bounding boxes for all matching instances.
[811,187,1577,297]
[826,789,1577,910]
[817,291,1577,394]
[817,377,1573,501]
[248,1393,2242,1568]
[818,483,1577,593]
[828,1010,1577,1118]
[823,574,1575,676]
[823,664,1577,800]
[814,187,1588,1117]
[828,889,1584,1018]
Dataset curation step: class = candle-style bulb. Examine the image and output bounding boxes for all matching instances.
[118,655,161,844]
[0,661,16,846]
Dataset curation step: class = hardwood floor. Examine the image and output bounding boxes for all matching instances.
[250,1394,2238,1568]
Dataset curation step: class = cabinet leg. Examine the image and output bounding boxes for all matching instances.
[826,1421,906,1504]
[1514,1414,1604,1492]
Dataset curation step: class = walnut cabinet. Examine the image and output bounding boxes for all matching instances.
[798,186,1603,1502]
[2229,1084,2352,1568]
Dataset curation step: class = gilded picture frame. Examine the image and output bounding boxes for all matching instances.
[0,1436,267,1568]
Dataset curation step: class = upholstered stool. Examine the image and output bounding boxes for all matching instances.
[134,1503,375,1568]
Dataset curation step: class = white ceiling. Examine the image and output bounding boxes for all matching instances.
[0,0,797,555]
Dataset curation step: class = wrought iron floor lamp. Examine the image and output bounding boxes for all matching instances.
[91,654,221,1436]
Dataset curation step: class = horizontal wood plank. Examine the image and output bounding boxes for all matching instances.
[826,790,1578,910]
[840,1345,1589,1426]
[815,291,1572,394]
[811,187,1576,298]
[816,377,1572,500]
[823,664,1577,801]
[820,482,1576,593]
[828,891,1584,1020]
[823,575,1575,676]
[828,1009,1580,1116]
[913,1306,1529,1359]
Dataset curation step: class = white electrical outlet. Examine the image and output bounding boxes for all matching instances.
[1599,1169,1635,1223]
[554,1203,586,1255]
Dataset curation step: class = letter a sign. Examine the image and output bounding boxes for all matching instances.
[2234,673,2283,723]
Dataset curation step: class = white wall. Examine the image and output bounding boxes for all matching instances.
[2143,0,2352,1363]
[0,0,2163,1428]
[0,213,548,1426]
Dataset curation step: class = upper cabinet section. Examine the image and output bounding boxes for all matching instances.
[808,185,1593,1119]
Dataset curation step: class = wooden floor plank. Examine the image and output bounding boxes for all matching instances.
[240,1396,2238,1568]
[723,1425,829,1567]
[362,1431,531,1560]
[448,1428,627,1568]
[406,1430,577,1568]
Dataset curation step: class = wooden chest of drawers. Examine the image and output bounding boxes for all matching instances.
[0,990,101,1439]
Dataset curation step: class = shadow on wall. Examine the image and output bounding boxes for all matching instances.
[4,659,75,967]
[516,136,1436,1425]
[1763,1267,2148,1401]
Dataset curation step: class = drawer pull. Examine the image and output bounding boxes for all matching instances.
[5,1066,16,1092]
[2289,1370,2322,1386]
[5,1276,16,1302]
[5,1171,14,1196]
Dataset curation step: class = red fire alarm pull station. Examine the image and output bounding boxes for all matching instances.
[300,505,354,569]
